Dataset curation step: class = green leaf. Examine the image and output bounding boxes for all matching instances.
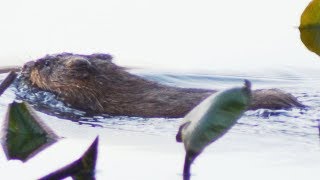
[1,101,59,162]
[39,136,99,180]
[300,0,320,27]
[299,26,320,56]
[299,0,320,56]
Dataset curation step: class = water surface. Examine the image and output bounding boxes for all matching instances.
[1,0,320,179]
[1,69,320,179]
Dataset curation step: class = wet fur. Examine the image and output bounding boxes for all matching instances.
[21,53,305,118]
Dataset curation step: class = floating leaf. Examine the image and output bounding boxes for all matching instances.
[39,136,99,180]
[299,26,320,56]
[299,0,320,56]
[300,0,320,27]
[1,101,59,162]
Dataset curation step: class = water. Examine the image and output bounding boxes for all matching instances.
[1,0,320,179]
[1,68,320,179]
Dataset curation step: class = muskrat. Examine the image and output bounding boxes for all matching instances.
[20,53,305,118]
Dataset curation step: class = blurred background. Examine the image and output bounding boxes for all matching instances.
[0,0,319,72]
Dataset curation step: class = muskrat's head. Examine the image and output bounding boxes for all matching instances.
[22,53,112,90]
[21,53,114,112]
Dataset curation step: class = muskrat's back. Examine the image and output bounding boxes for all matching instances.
[21,53,305,118]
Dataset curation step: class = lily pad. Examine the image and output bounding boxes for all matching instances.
[39,136,99,180]
[1,101,59,162]
[299,0,320,56]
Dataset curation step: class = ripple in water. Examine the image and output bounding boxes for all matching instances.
[5,71,320,145]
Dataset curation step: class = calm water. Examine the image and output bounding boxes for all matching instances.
[1,0,320,179]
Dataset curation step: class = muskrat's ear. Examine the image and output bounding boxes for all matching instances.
[65,58,92,68]
[90,53,113,61]
[65,58,96,79]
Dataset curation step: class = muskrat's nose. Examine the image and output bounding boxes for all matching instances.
[22,61,36,76]
[22,61,36,71]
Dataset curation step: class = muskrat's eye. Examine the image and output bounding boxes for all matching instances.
[44,61,50,67]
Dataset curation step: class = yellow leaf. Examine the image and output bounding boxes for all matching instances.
[299,0,320,56]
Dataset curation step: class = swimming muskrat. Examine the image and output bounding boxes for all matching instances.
[20,53,305,118]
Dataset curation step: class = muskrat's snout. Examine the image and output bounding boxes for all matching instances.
[21,61,36,77]
[22,61,35,70]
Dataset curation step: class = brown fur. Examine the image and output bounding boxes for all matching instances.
[21,53,305,118]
